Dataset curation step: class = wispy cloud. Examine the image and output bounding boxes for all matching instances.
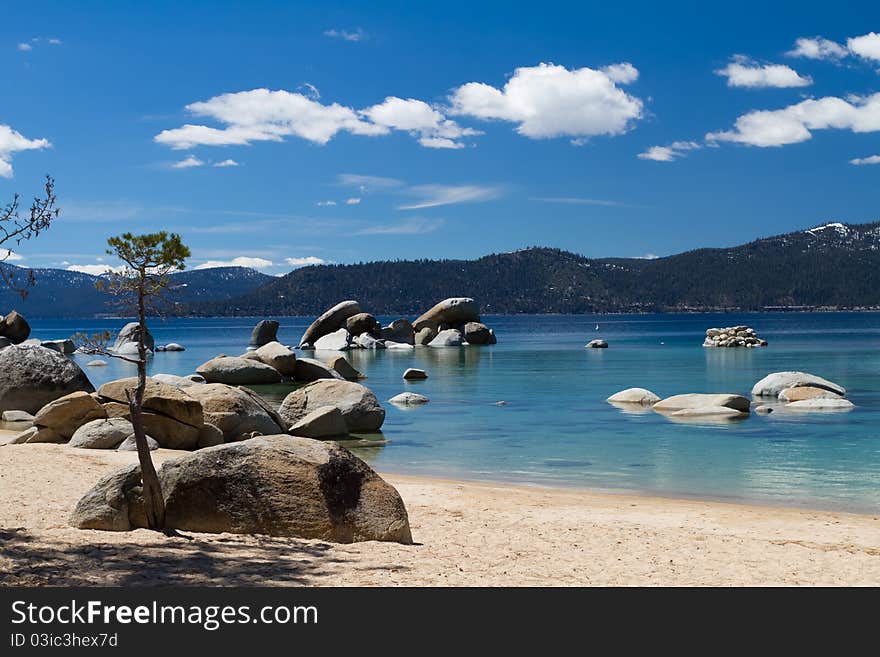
[397,184,503,210]
[637,141,701,162]
[323,28,366,42]
[530,196,633,207]
[17,37,62,53]
[316,200,337,207]
[356,217,444,235]
[337,173,403,190]
[345,197,361,205]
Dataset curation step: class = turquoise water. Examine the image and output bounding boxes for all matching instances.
[29,313,880,513]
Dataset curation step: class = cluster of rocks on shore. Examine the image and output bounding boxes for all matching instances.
[702,325,768,348]
[606,370,853,420]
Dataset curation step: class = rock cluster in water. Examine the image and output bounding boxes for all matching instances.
[702,325,768,348]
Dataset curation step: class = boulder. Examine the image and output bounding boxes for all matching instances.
[669,406,749,419]
[402,368,428,380]
[313,328,352,351]
[115,342,152,357]
[185,383,286,442]
[428,329,465,347]
[751,371,845,398]
[280,380,385,433]
[137,412,200,450]
[463,322,492,345]
[325,355,365,381]
[248,320,279,350]
[586,339,608,348]
[42,339,76,355]
[299,301,361,348]
[288,405,348,439]
[389,392,429,405]
[150,373,204,388]
[116,434,160,451]
[293,357,345,382]
[70,435,413,543]
[380,319,415,345]
[354,333,385,349]
[414,327,437,345]
[0,345,94,413]
[69,418,134,449]
[786,398,855,412]
[34,391,107,438]
[755,405,773,415]
[0,336,13,350]
[163,343,185,351]
[86,359,108,367]
[0,310,31,343]
[254,341,297,377]
[606,388,661,405]
[778,386,842,402]
[197,422,224,448]
[1,410,34,423]
[112,322,155,353]
[345,313,380,337]
[413,298,479,332]
[196,356,282,385]
[385,341,415,350]
[98,378,203,429]
[9,425,64,444]
[653,393,751,413]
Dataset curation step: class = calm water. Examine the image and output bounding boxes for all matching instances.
[28,313,880,513]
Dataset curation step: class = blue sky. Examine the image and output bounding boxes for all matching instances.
[1,1,879,275]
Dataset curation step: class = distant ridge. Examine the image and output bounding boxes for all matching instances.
[191,220,880,315]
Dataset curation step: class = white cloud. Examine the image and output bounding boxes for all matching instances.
[850,154,880,165]
[337,173,402,189]
[397,184,503,210]
[715,56,811,88]
[638,141,701,162]
[297,83,320,100]
[194,256,274,271]
[345,197,361,205]
[848,32,880,62]
[0,124,51,178]
[2,250,24,261]
[787,37,847,60]
[361,96,480,149]
[706,93,880,147]
[530,196,630,207]
[171,155,205,168]
[66,264,126,276]
[323,28,365,42]
[449,62,643,140]
[155,89,387,149]
[316,200,337,206]
[17,43,32,51]
[286,256,327,267]
[356,217,444,235]
[213,159,239,167]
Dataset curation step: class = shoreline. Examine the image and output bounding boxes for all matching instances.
[2,443,879,586]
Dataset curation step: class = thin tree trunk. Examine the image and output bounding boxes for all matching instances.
[131,279,165,530]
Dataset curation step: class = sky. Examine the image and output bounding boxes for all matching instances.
[1,1,879,275]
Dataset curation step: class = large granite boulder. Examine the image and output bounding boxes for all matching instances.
[69,418,134,449]
[288,405,348,439]
[196,356,282,385]
[254,341,297,377]
[380,319,415,345]
[413,298,479,332]
[98,378,203,428]
[185,383,286,442]
[403,368,428,380]
[325,355,365,381]
[428,328,465,347]
[414,327,437,345]
[786,398,855,412]
[41,339,76,355]
[116,434,160,451]
[463,322,493,345]
[34,391,107,438]
[112,322,155,353]
[248,320,279,350]
[606,388,661,405]
[345,313,380,337]
[299,301,361,348]
[0,344,94,413]
[653,393,751,413]
[71,435,413,543]
[389,392,429,405]
[280,380,385,433]
[150,373,205,388]
[0,310,31,344]
[751,372,846,398]
[313,328,352,351]
[778,386,842,402]
[293,357,344,382]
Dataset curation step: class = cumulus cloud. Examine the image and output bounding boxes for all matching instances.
[213,159,239,167]
[449,62,644,140]
[66,264,127,276]
[286,256,327,267]
[0,124,51,178]
[706,93,880,147]
[356,217,444,235]
[361,96,481,149]
[323,28,365,42]
[848,32,880,62]
[787,37,848,60]
[715,56,811,88]
[397,184,503,210]
[850,154,880,165]
[194,256,274,271]
[637,141,701,162]
[171,155,205,168]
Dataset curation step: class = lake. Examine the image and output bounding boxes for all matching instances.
[26,312,880,513]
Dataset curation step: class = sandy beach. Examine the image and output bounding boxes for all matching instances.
[1,440,879,586]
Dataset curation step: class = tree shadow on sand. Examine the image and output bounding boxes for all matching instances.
[0,527,409,586]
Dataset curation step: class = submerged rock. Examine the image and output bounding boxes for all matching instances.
[606,388,661,405]
[585,339,608,349]
[778,386,842,402]
[786,398,855,412]
[653,393,751,414]
[670,406,749,419]
[751,372,845,398]
[389,392,429,405]
[71,435,413,543]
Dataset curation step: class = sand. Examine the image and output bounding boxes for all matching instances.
[2,441,879,586]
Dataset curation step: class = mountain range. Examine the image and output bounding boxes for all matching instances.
[2,221,879,318]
